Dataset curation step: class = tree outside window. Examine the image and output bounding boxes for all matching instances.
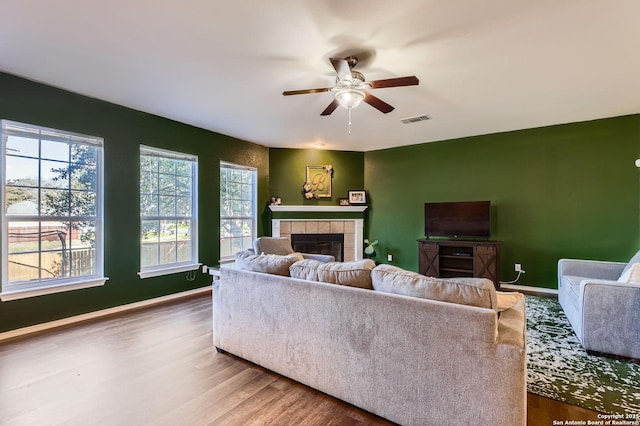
[220,162,256,260]
[2,120,104,293]
[139,146,198,277]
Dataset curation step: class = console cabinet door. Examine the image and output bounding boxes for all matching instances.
[473,244,498,283]
[418,241,439,277]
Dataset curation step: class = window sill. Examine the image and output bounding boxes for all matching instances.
[138,263,201,279]
[1,277,109,302]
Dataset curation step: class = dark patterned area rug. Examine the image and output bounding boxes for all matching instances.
[526,295,640,414]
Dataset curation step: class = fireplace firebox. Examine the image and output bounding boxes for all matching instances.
[291,233,344,262]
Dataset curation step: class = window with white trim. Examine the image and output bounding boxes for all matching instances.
[1,120,106,300]
[139,145,198,278]
[220,162,257,261]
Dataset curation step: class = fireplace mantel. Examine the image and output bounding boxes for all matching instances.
[269,205,367,213]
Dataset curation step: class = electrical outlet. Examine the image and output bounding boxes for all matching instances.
[202,265,208,273]
[515,263,522,272]
[388,254,393,262]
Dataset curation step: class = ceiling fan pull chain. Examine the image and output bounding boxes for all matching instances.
[348,108,352,135]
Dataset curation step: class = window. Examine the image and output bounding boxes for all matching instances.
[220,162,256,261]
[139,145,198,278]
[1,120,106,300]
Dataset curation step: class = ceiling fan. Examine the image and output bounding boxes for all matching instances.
[283,56,419,116]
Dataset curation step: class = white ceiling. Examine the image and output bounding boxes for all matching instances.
[1,0,639,152]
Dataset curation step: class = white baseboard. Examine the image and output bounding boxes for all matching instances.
[500,283,558,296]
[0,286,212,343]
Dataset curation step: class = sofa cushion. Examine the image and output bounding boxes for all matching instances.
[496,291,524,312]
[562,275,583,298]
[273,252,305,261]
[289,259,376,289]
[618,262,640,283]
[253,237,295,256]
[561,275,584,312]
[235,250,298,276]
[371,264,498,310]
[621,250,640,276]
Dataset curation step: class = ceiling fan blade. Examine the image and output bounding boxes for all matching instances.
[368,76,419,89]
[320,99,340,116]
[330,57,352,82]
[283,87,332,96]
[364,93,395,114]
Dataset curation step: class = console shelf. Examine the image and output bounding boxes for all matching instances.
[417,239,500,288]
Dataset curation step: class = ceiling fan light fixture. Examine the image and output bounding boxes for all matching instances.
[335,88,365,109]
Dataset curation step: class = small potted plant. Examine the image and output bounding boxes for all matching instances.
[364,238,379,259]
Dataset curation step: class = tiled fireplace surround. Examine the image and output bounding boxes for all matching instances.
[269,206,367,262]
[272,219,363,262]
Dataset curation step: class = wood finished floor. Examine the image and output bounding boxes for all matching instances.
[0,294,600,425]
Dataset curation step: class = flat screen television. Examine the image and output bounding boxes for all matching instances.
[424,201,491,239]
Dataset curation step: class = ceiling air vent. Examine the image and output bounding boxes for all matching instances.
[401,115,430,124]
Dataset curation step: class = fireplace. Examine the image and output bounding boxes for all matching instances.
[291,233,344,262]
[271,218,364,262]
[269,204,367,262]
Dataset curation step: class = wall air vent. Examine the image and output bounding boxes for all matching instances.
[401,115,431,124]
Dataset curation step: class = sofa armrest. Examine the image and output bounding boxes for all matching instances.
[302,253,335,263]
[579,279,640,358]
[558,258,626,283]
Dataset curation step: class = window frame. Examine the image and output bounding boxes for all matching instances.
[1,119,107,301]
[219,161,257,263]
[138,145,199,279]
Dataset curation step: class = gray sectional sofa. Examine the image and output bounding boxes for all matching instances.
[213,253,527,426]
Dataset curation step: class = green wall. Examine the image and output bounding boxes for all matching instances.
[365,115,640,288]
[0,72,269,332]
[265,148,364,231]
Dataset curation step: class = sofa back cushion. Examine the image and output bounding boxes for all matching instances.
[289,259,376,289]
[235,250,299,276]
[253,237,295,256]
[371,264,498,310]
[618,262,640,283]
[621,250,640,276]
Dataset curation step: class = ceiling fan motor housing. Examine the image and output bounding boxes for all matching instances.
[335,71,367,90]
[350,70,365,83]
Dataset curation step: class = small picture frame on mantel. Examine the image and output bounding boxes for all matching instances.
[348,190,366,205]
[339,198,349,206]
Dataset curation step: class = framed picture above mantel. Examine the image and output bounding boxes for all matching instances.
[304,165,333,198]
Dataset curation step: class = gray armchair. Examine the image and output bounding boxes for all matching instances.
[253,237,335,263]
[558,250,640,358]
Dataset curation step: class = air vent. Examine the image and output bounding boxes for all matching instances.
[401,115,431,124]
